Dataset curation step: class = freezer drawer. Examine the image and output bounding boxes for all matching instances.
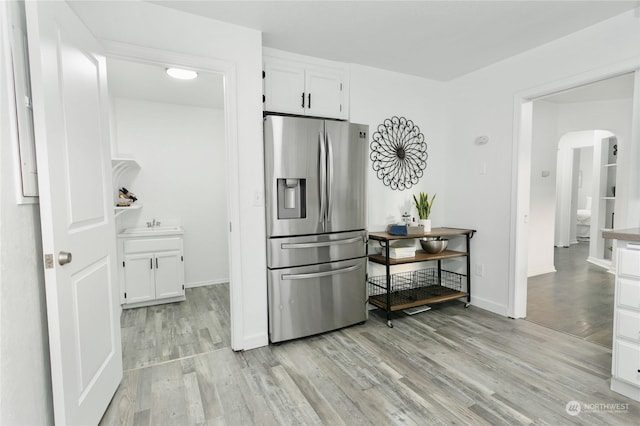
[268,257,367,343]
[267,230,366,269]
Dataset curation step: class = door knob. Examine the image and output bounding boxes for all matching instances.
[58,251,72,266]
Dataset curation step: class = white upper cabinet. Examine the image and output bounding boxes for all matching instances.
[263,48,348,120]
[263,59,306,115]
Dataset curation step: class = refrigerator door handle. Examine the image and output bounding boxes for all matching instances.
[319,131,327,225]
[326,132,334,223]
[281,264,361,280]
[281,236,363,250]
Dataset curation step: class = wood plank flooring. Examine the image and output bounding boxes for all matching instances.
[526,242,614,347]
[101,284,638,425]
[120,285,231,371]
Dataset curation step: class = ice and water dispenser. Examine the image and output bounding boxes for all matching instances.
[277,178,306,219]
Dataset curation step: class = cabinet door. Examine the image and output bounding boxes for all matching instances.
[123,253,155,304]
[619,247,640,278]
[154,250,184,300]
[613,340,640,386]
[264,60,305,115]
[305,69,344,119]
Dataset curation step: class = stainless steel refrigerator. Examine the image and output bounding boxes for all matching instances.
[264,115,368,343]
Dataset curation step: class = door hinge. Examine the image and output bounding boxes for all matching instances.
[262,70,265,79]
[24,95,32,109]
[44,254,54,269]
[340,83,343,91]
[122,261,125,268]
[182,284,185,290]
[262,94,265,103]
[181,255,184,262]
[124,292,127,299]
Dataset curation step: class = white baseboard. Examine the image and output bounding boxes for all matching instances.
[185,278,229,288]
[471,296,509,317]
[586,256,611,270]
[241,332,269,351]
[611,378,640,401]
[527,265,557,277]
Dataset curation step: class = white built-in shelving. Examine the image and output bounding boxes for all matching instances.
[112,157,141,216]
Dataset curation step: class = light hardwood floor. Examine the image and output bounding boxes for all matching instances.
[526,241,614,347]
[101,284,638,425]
[120,285,231,371]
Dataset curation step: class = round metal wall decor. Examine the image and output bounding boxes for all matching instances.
[370,116,427,190]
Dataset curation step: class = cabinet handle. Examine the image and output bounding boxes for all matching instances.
[308,93,311,109]
[156,257,159,269]
[301,92,305,108]
[150,258,153,269]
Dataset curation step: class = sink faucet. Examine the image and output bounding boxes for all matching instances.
[146,218,161,228]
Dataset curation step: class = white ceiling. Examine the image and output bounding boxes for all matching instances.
[94,1,636,109]
[150,0,638,81]
[106,58,225,109]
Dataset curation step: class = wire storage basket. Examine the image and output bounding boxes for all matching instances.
[368,268,467,311]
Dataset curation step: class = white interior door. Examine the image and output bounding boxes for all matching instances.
[25,1,122,424]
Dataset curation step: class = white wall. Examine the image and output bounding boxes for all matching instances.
[445,10,640,316]
[554,131,601,248]
[557,99,633,225]
[113,98,229,287]
[527,96,633,276]
[528,100,558,276]
[0,2,53,423]
[577,147,594,211]
[349,64,447,231]
[349,65,448,276]
[69,0,267,349]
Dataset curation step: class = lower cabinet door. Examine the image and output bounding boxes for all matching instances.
[268,257,367,342]
[614,340,640,386]
[124,253,155,304]
[155,250,184,299]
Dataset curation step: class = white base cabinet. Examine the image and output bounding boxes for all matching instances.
[117,229,185,308]
[611,240,640,401]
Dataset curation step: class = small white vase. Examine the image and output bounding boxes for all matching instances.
[419,219,431,233]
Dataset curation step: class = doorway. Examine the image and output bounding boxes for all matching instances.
[516,72,635,343]
[106,57,232,368]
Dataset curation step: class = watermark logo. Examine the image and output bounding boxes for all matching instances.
[565,401,581,416]
[565,400,629,416]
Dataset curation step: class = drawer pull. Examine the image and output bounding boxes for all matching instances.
[282,264,361,280]
[281,236,362,249]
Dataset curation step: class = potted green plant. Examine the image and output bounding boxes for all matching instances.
[413,192,435,233]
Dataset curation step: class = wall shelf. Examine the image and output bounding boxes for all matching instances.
[114,203,142,218]
[112,156,141,217]
[600,138,617,259]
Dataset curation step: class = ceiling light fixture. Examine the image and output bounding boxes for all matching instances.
[165,67,198,80]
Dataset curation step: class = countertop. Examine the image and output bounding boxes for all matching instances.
[369,227,475,241]
[602,228,640,242]
[118,226,184,237]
